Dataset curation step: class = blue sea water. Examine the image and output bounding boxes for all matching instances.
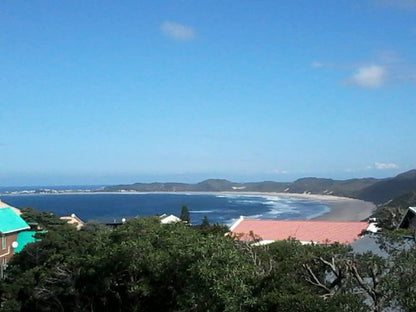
[1,192,330,225]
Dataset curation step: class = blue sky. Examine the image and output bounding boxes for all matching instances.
[1,0,415,185]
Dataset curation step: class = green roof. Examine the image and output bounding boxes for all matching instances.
[15,231,38,253]
[0,207,30,234]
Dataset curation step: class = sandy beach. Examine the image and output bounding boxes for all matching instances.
[216,192,376,222]
[307,197,376,221]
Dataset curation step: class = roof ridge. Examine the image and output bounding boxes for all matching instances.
[243,219,366,223]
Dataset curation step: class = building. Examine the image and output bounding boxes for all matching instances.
[159,214,181,224]
[398,207,416,230]
[105,218,127,229]
[229,216,374,245]
[0,207,31,277]
[103,214,182,229]
[60,213,85,230]
[0,199,22,215]
[15,231,39,253]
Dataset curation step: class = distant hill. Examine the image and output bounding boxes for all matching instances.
[355,170,416,204]
[242,181,288,192]
[104,169,416,205]
[104,179,240,192]
[194,179,236,191]
[104,176,379,198]
[386,190,416,208]
[105,178,370,195]
[104,182,191,192]
[285,177,378,197]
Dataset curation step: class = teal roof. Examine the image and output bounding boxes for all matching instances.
[0,207,30,234]
[15,231,38,253]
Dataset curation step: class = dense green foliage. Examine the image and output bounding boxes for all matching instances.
[20,207,66,229]
[1,210,416,312]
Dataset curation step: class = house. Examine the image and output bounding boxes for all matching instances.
[14,231,39,253]
[159,214,181,224]
[229,216,374,245]
[60,213,85,230]
[105,218,127,229]
[0,207,31,277]
[398,207,416,230]
[103,214,181,229]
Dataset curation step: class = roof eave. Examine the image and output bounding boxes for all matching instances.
[1,225,31,235]
[229,216,245,231]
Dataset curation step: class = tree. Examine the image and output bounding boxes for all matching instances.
[4,208,413,312]
[0,217,99,312]
[201,215,210,227]
[180,205,190,223]
[1,216,258,311]
[392,247,416,311]
[256,240,368,312]
[20,207,66,229]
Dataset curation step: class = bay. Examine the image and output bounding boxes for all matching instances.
[1,192,330,225]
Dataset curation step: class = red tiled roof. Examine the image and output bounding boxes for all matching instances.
[230,219,368,244]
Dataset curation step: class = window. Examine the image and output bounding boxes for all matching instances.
[1,235,6,250]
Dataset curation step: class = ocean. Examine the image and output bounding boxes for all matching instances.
[1,191,330,225]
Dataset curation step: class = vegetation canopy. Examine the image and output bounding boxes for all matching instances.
[0,208,416,311]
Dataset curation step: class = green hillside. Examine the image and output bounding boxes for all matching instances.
[104,169,416,206]
[356,170,416,204]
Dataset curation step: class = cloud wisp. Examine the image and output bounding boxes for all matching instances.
[312,49,416,89]
[272,169,289,175]
[373,162,399,170]
[161,21,196,41]
[311,61,325,68]
[348,65,386,89]
[365,162,399,170]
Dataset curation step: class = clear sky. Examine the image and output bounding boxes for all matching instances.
[1,0,415,186]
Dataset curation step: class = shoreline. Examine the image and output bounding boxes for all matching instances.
[308,197,375,222]
[1,190,376,222]
[217,191,376,222]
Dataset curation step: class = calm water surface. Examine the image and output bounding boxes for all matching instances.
[1,193,330,225]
